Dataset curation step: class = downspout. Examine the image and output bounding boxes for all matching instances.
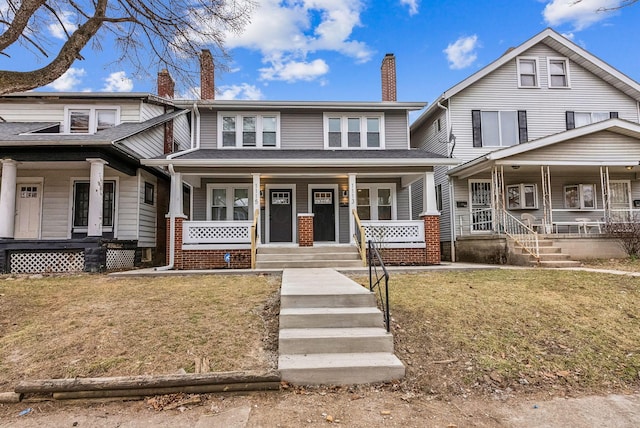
[155,104,200,270]
[438,100,457,260]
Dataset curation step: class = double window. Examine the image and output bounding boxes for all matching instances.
[356,185,395,220]
[65,106,119,134]
[516,56,570,88]
[564,184,596,210]
[72,180,116,231]
[507,184,538,210]
[207,184,252,221]
[566,111,617,130]
[472,110,528,147]
[324,114,384,149]
[218,113,279,148]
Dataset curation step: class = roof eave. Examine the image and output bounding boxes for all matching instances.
[142,157,460,168]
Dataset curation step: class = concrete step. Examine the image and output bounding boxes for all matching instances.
[281,292,376,309]
[257,252,361,262]
[280,307,384,329]
[279,327,394,354]
[536,246,562,254]
[537,253,574,261]
[255,260,363,269]
[535,260,583,268]
[278,352,405,385]
[258,246,358,255]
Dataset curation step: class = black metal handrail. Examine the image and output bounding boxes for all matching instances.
[368,240,390,332]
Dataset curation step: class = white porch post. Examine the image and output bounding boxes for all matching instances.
[87,159,108,237]
[420,171,440,216]
[169,171,184,217]
[0,160,18,238]
[348,173,357,243]
[252,173,261,243]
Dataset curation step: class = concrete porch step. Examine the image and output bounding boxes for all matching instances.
[258,246,358,255]
[255,260,363,269]
[535,260,583,268]
[535,253,574,261]
[258,252,361,262]
[279,327,394,354]
[278,352,405,385]
[280,307,384,329]
[281,291,376,309]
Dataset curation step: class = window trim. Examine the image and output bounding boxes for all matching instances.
[516,56,540,88]
[216,112,281,149]
[144,182,155,205]
[63,105,121,134]
[547,57,571,89]
[205,183,253,221]
[355,183,397,221]
[506,183,538,210]
[323,113,386,149]
[68,176,119,235]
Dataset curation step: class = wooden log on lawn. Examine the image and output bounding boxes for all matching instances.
[16,371,280,394]
[52,381,281,400]
[0,392,22,403]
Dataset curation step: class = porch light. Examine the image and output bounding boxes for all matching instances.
[511,165,520,170]
[626,166,634,170]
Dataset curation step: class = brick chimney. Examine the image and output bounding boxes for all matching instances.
[381,53,397,102]
[157,69,175,154]
[157,69,174,99]
[200,49,215,100]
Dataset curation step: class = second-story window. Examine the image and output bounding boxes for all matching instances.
[218,113,280,148]
[472,110,528,147]
[548,58,570,88]
[323,113,385,149]
[65,106,119,134]
[565,111,617,130]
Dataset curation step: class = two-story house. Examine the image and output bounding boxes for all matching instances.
[144,53,457,270]
[411,28,640,265]
[0,74,191,273]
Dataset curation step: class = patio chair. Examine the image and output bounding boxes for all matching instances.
[575,217,600,234]
[520,213,542,232]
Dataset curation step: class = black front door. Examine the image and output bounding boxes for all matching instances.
[269,189,292,242]
[312,189,335,241]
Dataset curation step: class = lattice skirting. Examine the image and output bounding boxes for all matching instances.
[9,251,85,274]
[106,249,136,270]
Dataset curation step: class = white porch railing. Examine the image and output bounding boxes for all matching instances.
[497,209,540,259]
[182,221,253,246]
[361,220,425,245]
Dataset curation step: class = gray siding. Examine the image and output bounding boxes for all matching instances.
[384,111,409,149]
[449,43,639,163]
[140,103,164,121]
[121,126,165,158]
[281,113,324,149]
[199,111,217,149]
[174,113,191,150]
[0,100,142,124]
[138,171,158,247]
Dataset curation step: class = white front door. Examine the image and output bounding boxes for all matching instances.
[15,184,41,239]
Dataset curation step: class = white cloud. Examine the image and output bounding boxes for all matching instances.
[543,0,624,30]
[401,0,419,15]
[259,58,329,82]
[444,35,479,70]
[217,83,264,100]
[102,71,133,92]
[46,67,86,91]
[222,0,372,83]
[48,10,77,40]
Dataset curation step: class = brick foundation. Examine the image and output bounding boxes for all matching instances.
[366,247,427,266]
[298,214,314,247]
[422,215,441,264]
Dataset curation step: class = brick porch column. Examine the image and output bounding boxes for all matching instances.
[298,214,314,247]
[166,216,185,269]
[422,214,441,265]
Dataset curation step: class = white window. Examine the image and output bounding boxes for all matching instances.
[564,184,596,210]
[548,57,570,88]
[575,112,609,127]
[64,106,120,134]
[517,57,539,88]
[217,113,280,148]
[206,184,253,220]
[507,184,538,209]
[356,184,396,220]
[323,113,385,149]
[71,179,116,232]
[481,111,518,147]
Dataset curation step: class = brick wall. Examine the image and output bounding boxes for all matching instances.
[381,53,397,102]
[200,49,215,100]
[422,215,441,264]
[298,214,314,247]
[367,247,426,266]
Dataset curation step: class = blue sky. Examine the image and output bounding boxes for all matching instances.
[6,0,640,107]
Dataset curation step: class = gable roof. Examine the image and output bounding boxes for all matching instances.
[447,118,640,177]
[412,28,640,130]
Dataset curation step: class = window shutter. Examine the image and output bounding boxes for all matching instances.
[610,112,619,119]
[566,111,575,130]
[517,110,528,144]
[472,110,482,147]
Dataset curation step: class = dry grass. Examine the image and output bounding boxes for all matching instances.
[354,269,640,398]
[0,274,280,389]
[581,258,640,273]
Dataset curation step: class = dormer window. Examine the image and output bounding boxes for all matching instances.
[517,57,539,88]
[548,58,570,88]
[64,106,120,134]
[218,112,280,148]
[323,113,385,149]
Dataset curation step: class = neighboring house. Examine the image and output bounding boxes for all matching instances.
[0,78,191,273]
[411,28,640,264]
[142,52,458,270]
